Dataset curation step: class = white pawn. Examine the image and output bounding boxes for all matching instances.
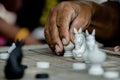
[64,42,74,57]
[0,43,16,60]
[104,71,119,79]
[86,29,106,76]
[8,42,16,53]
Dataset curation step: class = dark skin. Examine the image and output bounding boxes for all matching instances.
[45,1,120,55]
[0,0,41,45]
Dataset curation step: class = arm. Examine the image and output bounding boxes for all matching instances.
[89,1,120,46]
[0,18,41,45]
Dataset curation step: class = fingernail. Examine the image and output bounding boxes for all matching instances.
[62,38,67,45]
[115,49,119,52]
[114,46,120,52]
[55,44,60,53]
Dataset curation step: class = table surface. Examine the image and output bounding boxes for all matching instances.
[0,44,120,80]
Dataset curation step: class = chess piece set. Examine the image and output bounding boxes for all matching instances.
[64,28,120,79]
[0,28,119,79]
[64,28,106,61]
[64,28,108,76]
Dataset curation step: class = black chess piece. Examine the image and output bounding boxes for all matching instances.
[35,73,49,79]
[4,40,27,79]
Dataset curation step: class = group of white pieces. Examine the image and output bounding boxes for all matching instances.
[0,43,16,60]
[64,28,120,79]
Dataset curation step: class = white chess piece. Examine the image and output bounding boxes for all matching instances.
[85,29,96,51]
[104,71,119,79]
[86,29,106,76]
[0,43,16,60]
[8,43,16,53]
[64,42,74,57]
[72,28,88,61]
[73,63,86,70]
[86,29,104,48]
[0,53,9,60]
[37,61,50,69]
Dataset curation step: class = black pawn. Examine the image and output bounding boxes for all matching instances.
[4,40,27,79]
[35,73,49,79]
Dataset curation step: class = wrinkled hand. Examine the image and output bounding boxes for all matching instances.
[45,1,93,55]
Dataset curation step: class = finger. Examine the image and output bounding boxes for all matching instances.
[44,15,54,50]
[56,6,74,45]
[45,7,57,51]
[50,25,63,55]
[114,46,120,52]
[45,7,64,55]
[44,25,55,51]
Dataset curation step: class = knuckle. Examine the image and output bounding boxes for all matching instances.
[57,22,64,29]
[50,5,56,12]
[44,30,50,41]
[57,17,68,29]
